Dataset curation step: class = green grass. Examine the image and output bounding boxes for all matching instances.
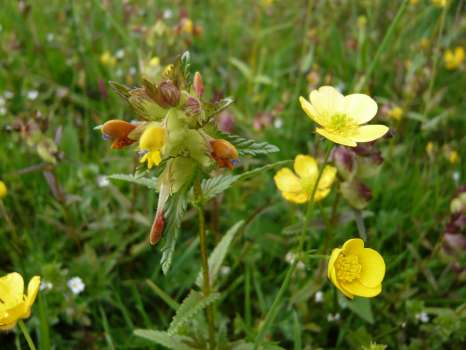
[1,0,465,349]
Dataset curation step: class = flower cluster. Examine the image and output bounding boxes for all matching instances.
[97,54,239,245]
[274,85,388,299]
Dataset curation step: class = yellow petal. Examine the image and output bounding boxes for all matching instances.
[299,96,328,126]
[340,280,382,298]
[309,86,344,119]
[274,168,302,193]
[139,124,165,150]
[0,273,24,305]
[357,248,385,288]
[342,238,365,255]
[318,165,337,189]
[26,276,41,307]
[282,191,309,204]
[352,125,389,143]
[343,94,378,124]
[327,248,342,279]
[293,155,317,180]
[316,128,357,147]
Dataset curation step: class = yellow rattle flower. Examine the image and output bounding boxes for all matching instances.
[299,86,389,147]
[139,124,166,169]
[328,238,385,299]
[444,47,465,70]
[274,155,336,204]
[0,273,40,330]
[0,180,7,199]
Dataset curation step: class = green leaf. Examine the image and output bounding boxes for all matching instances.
[168,290,221,335]
[107,174,158,190]
[341,296,374,324]
[134,329,194,350]
[221,132,279,156]
[204,97,234,120]
[160,192,188,274]
[198,160,291,202]
[196,220,245,288]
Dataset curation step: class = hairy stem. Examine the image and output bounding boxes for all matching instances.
[18,320,37,350]
[254,143,333,347]
[194,178,216,349]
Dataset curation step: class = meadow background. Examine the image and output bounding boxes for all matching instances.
[0,0,465,349]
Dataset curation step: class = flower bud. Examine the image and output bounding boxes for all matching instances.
[152,80,180,108]
[101,119,136,149]
[210,139,239,170]
[340,180,372,210]
[128,88,166,120]
[333,146,356,180]
[184,96,202,117]
[149,210,165,245]
[193,71,204,98]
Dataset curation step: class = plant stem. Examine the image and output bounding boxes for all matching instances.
[354,0,409,91]
[254,143,333,347]
[194,178,216,350]
[18,320,37,350]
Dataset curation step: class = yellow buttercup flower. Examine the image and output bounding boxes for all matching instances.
[0,180,7,199]
[432,0,447,7]
[100,51,116,67]
[447,150,459,164]
[299,86,389,147]
[139,124,166,169]
[444,47,465,70]
[328,238,385,299]
[388,106,404,121]
[274,155,336,204]
[0,273,40,330]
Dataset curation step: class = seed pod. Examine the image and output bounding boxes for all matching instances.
[340,179,372,210]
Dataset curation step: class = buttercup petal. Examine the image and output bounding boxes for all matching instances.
[282,191,309,204]
[293,155,318,180]
[352,125,389,143]
[0,273,24,304]
[340,280,382,298]
[343,94,378,124]
[357,248,385,288]
[274,168,302,193]
[318,165,337,189]
[327,248,342,279]
[342,238,365,255]
[26,276,41,307]
[316,128,357,147]
[299,96,328,126]
[309,86,344,119]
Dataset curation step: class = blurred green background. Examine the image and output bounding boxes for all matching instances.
[0,0,465,349]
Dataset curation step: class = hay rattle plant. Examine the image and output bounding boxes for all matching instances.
[96,52,283,348]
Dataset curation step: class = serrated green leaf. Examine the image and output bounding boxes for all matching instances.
[134,329,194,350]
[160,192,188,274]
[204,97,234,120]
[221,132,279,156]
[196,220,244,288]
[107,174,158,190]
[168,290,221,336]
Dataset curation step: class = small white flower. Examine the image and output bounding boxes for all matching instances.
[27,90,39,100]
[40,280,53,291]
[46,33,55,42]
[327,313,340,322]
[0,97,5,106]
[0,107,6,116]
[415,312,429,323]
[452,171,460,183]
[97,175,110,187]
[129,66,137,75]
[115,49,125,59]
[67,276,85,295]
[163,9,173,19]
[273,118,283,129]
[4,91,14,99]
[116,68,123,77]
[285,251,296,264]
[314,291,324,303]
[220,266,231,276]
[296,261,306,270]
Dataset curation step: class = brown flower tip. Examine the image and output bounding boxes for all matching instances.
[101,120,137,149]
[210,139,239,170]
[149,210,165,245]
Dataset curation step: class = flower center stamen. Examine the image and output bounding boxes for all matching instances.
[328,114,358,135]
[335,254,362,282]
